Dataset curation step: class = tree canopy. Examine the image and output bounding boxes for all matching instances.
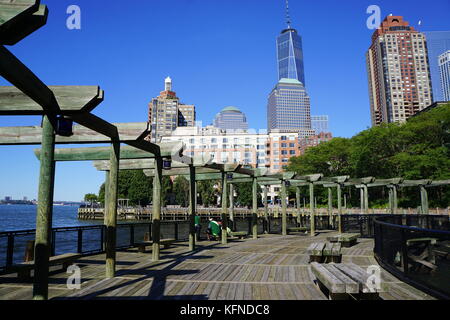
[287,104,450,208]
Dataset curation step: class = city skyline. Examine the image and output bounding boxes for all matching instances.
[1,0,449,201]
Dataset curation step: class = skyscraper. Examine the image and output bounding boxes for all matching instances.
[438,50,450,101]
[267,78,314,137]
[267,1,313,137]
[148,77,195,142]
[366,16,433,126]
[423,31,450,101]
[213,106,248,131]
[276,0,305,85]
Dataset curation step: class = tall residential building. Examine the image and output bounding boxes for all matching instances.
[366,16,433,126]
[213,106,248,131]
[267,78,314,137]
[311,115,329,134]
[423,31,450,102]
[438,50,450,101]
[148,77,195,142]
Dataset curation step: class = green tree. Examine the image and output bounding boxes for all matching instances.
[235,182,262,208]
[98,183,105,205]
[128,170,153,206]
[84,193,98,206]
[173,176,190,207]
[198,180,217,207]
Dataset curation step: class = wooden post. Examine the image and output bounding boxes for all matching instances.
[104,170,110,212]
[337,184,342,234]
[392,185,398,214]
[33,115,55,300]
[360,187,364,213]
[363,184,369,214]
[252,177,258,239]
[105,140,120,278]
[327,187,333,228]
[152,156,162,261]
[388,187,393,214]
[309,182,315,236]
[221,172,228,245]
[229,183,235,231]
[281,180,287,236]
[420,185,428,214]
[296,187,301,226]
[188,165,196,251]
[263,185,268,234]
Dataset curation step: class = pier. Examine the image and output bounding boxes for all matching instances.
[0,231,435,300]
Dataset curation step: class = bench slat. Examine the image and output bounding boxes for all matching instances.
[310,262,346,293]
[323,264,359,294]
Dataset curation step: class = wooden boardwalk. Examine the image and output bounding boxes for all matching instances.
[0,231,435,300]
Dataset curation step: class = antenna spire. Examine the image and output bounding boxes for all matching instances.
[286,0,291,28]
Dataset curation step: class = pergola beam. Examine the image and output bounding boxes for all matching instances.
[0,122,150,145]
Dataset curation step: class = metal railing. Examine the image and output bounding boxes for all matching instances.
[0,221,189,274]
[373,215,450,299]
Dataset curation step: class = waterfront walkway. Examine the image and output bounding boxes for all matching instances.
[0,231,434,300]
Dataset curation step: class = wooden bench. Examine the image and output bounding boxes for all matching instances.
[307,242,326,262]
[323,242,342,263]
[307,242,342,263]
[135,238,176,253]
[406,237,438,273]
[327,233,361,247]
[287,227,308,234]
[11,253,81,281]
[227,231,248,239]
[311,262,383,300]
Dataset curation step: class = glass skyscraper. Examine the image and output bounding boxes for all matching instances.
[267,78,313,137]
[423,31,450,102]
[277,28,306,86]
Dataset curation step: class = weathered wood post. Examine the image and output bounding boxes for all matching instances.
[359,187,364,213]
[152,156,162,261]
[420,185,429,214]
[263,185,269,233]
[327,187,333,228]
[309,182,315,236]
[104,170,110,212]
[392,185,398,214]
[296,186,301,226]
[221,172,228,244]
[105,139,120,278]
[281,180,287,236]
[33,115,56,300]
[252,177,258,239]
[363,184,369,214]
[188,165,196,251]
[229,183,235,231]
[337,184,342,234]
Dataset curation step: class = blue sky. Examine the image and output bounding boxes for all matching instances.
[1,0,449,201]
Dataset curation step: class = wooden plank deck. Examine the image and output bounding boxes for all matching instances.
[0,232,435,300]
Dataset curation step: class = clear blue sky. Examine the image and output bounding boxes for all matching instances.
[1,0,449,201]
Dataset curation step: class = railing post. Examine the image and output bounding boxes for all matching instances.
[401,228,409,275]
[130,225,135,247]
[6,234,14,268]
[252,177,258,239]
[174,222,179,241]
[51,230,56,257]
[77,229,83,254]
[100,226,105,252]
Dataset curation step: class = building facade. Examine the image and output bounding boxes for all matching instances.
[438,50,450,101]
[299,132,333,155]
[267,131,301,171]
[311,115,329,134]
[213,106,248,131]
[148,77,195,142]
[423,31,450,102]
[366,16,433,126]
[267,78,314,137]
